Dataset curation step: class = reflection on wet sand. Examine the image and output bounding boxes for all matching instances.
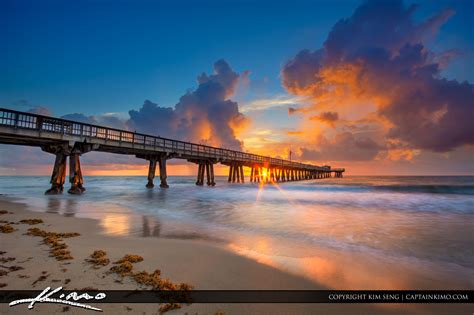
[46,197,77,217]
[142,215,161,237]
[46,198,61,214]
[228,236,473,290]
[100,213,132,235]
[227,236,473,314]
[64,199,77,217]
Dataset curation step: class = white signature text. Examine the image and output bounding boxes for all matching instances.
[9,286,106,312]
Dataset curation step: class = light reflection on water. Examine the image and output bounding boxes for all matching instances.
[1,175,473,291]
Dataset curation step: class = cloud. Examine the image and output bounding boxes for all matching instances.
[299,132,382,162]
[28,106,52,116]
[282,0,473,153]
[287,130,304,136]
[61,113,128,130]
[0,60,248,174]
[310,111,339,127]
[240,95,301,113]
[128,59,248,150]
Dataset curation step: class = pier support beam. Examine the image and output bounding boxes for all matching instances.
[45,150,68,195]
[138,154,168,188]
[208,162,215,186]
[196,162,205,186]
[232,164,237,183]
[195,160,215,186]
[43,143,94,195]
[228,163,244,184]
[146,158,157,188]
[228,164,233,183]
[68,153,85,194]
[158,156,169,188]
[255,167,260,183]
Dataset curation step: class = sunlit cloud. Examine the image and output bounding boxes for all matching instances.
[240,95,304,113]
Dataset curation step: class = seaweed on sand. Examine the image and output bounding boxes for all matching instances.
[19,219,44,225]
[86,250,110,267]
[25,228,79,261]
[0,224,16,233]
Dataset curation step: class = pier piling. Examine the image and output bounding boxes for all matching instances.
[146,158,157,189]
[45,151,67,195]
[158,156,169,188]
[68,152,85,194]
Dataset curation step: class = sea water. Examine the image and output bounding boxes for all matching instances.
[1,175,473,289]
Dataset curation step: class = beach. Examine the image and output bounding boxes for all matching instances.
[0,197,379,314]
[0,176,473,314]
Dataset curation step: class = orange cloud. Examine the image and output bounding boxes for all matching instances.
[287,131,304,136]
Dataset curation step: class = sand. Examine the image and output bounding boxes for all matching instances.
[0,197,470,314]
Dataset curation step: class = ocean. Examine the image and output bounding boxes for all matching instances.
[1,175,473,289]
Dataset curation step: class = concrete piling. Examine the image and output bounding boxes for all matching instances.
[146,158,157,189]
[68,152,85,194]
[45,151,68,195]
[196,160,215,187]
[159,156,169,188]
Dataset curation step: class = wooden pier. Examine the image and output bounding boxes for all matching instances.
[0,108,345,194]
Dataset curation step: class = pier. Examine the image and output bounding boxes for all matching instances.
[0,108,345,194]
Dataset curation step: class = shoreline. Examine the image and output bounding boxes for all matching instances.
[0,196,470,314]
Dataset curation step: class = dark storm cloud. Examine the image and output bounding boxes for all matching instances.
[127,59,247,150]
[299,132,382,162]
[282,0,473,153]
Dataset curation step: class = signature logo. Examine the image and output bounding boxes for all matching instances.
[9,286,106,312]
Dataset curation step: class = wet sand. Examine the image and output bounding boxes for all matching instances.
[0,197,470,314]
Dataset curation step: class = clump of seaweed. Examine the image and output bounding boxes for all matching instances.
[132,269,161,287]
[26,227,80,238]
[0,210,8,215]
[110,261,134,276]
[86,250,110,267]
[108,253,193,314]
[159,303,181,314]
[122,267,192,313]
[0,224,16,233]
[25,228,79,261]
[50,248,73,261]
[131,269,193,313]
[19,219,44,225]
[109,254,143,276]
[0,257,15,263]
[114,254,144,264]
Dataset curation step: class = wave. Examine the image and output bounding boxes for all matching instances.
[301,183,474,195]
[368,184,474,195]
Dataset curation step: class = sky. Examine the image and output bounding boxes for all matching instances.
[0,0,473,176]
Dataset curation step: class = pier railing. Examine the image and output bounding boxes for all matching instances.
[0,108,344,171]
